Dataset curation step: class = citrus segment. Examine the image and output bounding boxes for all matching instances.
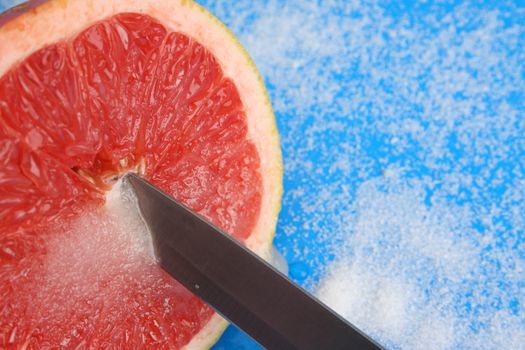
[140,31,224,170]
[72,13,167,174]
[141,29,262,239]
[0,42,101,169]
[0,124,102,233]
[149,138,262,240]
[1,205,214,349]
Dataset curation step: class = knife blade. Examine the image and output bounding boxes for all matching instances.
[126,173,382,350]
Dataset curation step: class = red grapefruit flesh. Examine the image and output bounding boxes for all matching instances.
[0,1,282,349]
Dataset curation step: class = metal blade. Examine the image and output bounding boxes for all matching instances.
[126,173,382,350]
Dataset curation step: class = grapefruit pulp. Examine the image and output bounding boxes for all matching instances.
[0,0,282,348]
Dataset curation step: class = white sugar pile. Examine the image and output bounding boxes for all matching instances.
[316,176,525,349]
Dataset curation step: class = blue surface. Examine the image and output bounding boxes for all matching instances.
[1,1,524,349]
[197,1,525,348]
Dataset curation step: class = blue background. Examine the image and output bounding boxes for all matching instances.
[2,1,524,349]
[195,2,525,348]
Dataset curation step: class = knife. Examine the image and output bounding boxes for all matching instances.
[126,173,382,350]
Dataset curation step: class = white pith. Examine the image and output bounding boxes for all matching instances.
[0,1,283,349]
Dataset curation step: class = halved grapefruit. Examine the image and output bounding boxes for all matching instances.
[0,0,282,348]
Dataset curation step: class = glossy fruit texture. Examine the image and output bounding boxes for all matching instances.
[0,13,262,348]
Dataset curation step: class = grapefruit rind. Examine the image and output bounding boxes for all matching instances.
[0,1,282,349]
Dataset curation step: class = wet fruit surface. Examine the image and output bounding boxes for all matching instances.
[0,13,262,348]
